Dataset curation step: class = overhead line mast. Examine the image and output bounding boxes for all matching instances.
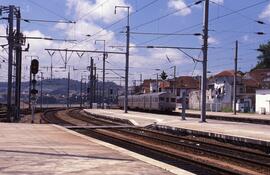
[200,0,209,122]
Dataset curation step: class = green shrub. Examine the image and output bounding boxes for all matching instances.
[222,107,232,112]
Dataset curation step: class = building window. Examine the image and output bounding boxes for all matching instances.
[239,88,243,93]
[177,89,180,96]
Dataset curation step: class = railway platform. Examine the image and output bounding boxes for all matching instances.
[84,109,270,147]
[0,123,190,175]
[177,109,270,125]
[185,109,270,120]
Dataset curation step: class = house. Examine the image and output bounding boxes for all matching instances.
[256,89,270,114]
[207,70,242,112]
[189,69,270,112]
[241,68,270,112]
[245,68,270,89]
[189,70,245,112]
[142,79,155,93]
[142,79,167,93]
[165,76,199,108]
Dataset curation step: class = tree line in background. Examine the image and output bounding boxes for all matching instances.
[253,41,270,70]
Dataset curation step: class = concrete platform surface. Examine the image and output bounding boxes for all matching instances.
[0,123,192,175]
[184,109,270,120]
[84,109,270,144]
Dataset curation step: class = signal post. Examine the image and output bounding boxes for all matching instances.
[30,59,39,123]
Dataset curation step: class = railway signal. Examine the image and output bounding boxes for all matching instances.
[30,59,39,123]
[30,89,38,95]
[31,59,39,74]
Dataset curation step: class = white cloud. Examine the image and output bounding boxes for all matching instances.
[198,36,219,45]
[211,0,224,5]
[242,35,249,42]
[208,37,219,44]
[66,0,131,24]
[168,0,191,16]
[0,24,8,80]
[1,0,198,82]
[259,3,270,22]
[0,25,7,45]
[24,30,53,52]
[128,48,190,72]
[64,20,115,42]
[126,49,189,80]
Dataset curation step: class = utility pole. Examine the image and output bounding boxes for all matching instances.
[233,40,238,115]
[67,67,70,108]
[102,53,105,109]
[173,66,176,95]
[84,80,87,106]
[93,66,96,104]
[95,40,106,109]
[31,74,37,123]
[125,8,130,113]
[40,72,43,111]
[200,0,209,123]
[182,91,186,120]
[156,73,159,92]
[15,8,22,121]
[115,5,130,113]
[90,57,94,109]
[80,75,83,108]
[50,55,53,79]
[46,50,55,79]
[29,66,32,110]
[96,73,100,107]
[3,5,27,121]
[7,5,14,122]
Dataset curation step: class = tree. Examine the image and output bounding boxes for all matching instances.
[160,70,168,80]
[159,71,168,92]
[253,41,270,70]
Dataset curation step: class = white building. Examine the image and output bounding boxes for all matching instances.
[190,70,241,112]
[150,82,158,93]
[256,89,270,114]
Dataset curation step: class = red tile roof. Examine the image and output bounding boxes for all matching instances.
[215,70,237,77]
[248,68,270,82]
[244,68,270,88]
[242,78,260,88]
[171,76,199,89]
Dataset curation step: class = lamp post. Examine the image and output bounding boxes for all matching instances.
[40,72,44,111]
[153,69,161,93]
[95,40,106,109]
[115,5,130,113]
[80,75,87,108]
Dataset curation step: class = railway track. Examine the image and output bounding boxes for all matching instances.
[0,111,7,119]
[42,108,270,175]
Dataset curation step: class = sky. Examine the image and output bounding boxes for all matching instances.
[0,0,270,85]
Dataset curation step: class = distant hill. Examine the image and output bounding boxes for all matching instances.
[0,78,122,104]
[0,78,121,94]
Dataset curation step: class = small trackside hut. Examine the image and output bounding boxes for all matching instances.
[118,92,176,112]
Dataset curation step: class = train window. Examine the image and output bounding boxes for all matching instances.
[171,98,176,102]
[166,98,169,102]
[159,97,164,101]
